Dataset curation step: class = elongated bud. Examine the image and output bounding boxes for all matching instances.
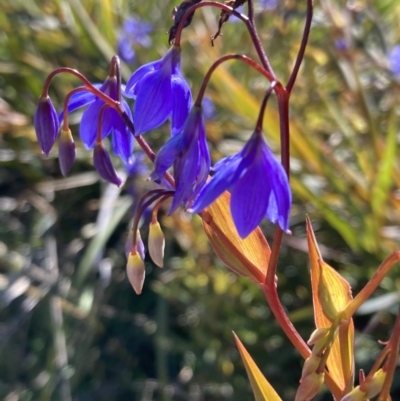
[365,369,386,398]
[148,221,165,267]
[295,372,324,401]
[340,387,366,401]
[34,95,59,155]
[58,128,76,176]
[307,328,329,345]
[301,354,321,379]
[93,141,122,186]
[125,229,145,260]
[126,252,145,294]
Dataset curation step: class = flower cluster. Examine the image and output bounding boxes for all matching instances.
[34,45,291,239]
[34,3,292,295]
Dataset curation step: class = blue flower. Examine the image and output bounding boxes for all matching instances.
[61,77,134,164]
[150,106,210,212]
[117,17,152,63]
[388,45,400,76]
[124,46,192,136]
[190,131,291,238]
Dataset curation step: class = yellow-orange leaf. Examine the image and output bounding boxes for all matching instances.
[201,191,270,284]
[306,217,354,393]
[234,333,282,401]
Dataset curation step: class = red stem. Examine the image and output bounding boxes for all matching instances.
[173,1,275,78]
[62,86,87,131]
[195,53,275,106]
[286,0,313,95]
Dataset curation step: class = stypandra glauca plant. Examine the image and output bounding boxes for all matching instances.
[33,0,400,400]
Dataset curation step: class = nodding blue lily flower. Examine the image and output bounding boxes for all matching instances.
[124,46,192,136]
[150,106,210,212]
[60,76,134,164]
[190,130,291,238]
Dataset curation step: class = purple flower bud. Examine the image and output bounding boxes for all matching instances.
[58,128,76,176]
[93,141,122,186]
[34,95,59,156]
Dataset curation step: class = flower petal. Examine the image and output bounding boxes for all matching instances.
[150,134,183,182]
[124,60,162,98]
[171,72,192,136]
[170,140,200,212]
[79,100,103,148]
[93,142,122,186]
[58,85,101,123]
[230,159,272,238]
[111,106,134,164]
[190,154,241,213]
[134,70,172,134]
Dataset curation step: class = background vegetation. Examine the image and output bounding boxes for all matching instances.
[1,0,400,400]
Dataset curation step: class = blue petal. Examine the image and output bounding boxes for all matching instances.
[79,100,102,148]
[93,143,122,186]
[111,104,134,164]
[230,158,272,238]
[190,153,241,213]
[124,60,162,98]
[170,141,200,212]
[171,72,192,136]
[134,70,172,134]
[150,134,183,182]
[212,153,238,172]
[267,158,291,232]
[58,87,99,124]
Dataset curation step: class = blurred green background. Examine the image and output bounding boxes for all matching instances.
[1,0,400,400]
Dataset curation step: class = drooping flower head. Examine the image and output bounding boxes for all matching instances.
[61,76,134,165]
[124,46,192,136]
[190,130,291,238]
[150,106,210,212]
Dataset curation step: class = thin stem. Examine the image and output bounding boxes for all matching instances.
[247,0,255,24]
[152,193,174,224]
[62,86,87,131]
[378,311,400,401]
[195,53,275,106]
[96,104,111,143]
[131,191,174,250]
[43,68,120,112]
[261,284,342,400]
[286,0,313,94]
[342,251,400,321]
[173,1,275,77]
[109,55,122,101]
[255,84,275,131]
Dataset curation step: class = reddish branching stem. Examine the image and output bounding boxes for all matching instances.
[195,53,275,106]
[173,1,275,78]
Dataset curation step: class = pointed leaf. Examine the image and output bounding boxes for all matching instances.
[234,333,282,401]
[201,191,270,284]
[307,217,354,393]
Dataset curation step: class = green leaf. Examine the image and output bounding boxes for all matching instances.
[234,333,282,401]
